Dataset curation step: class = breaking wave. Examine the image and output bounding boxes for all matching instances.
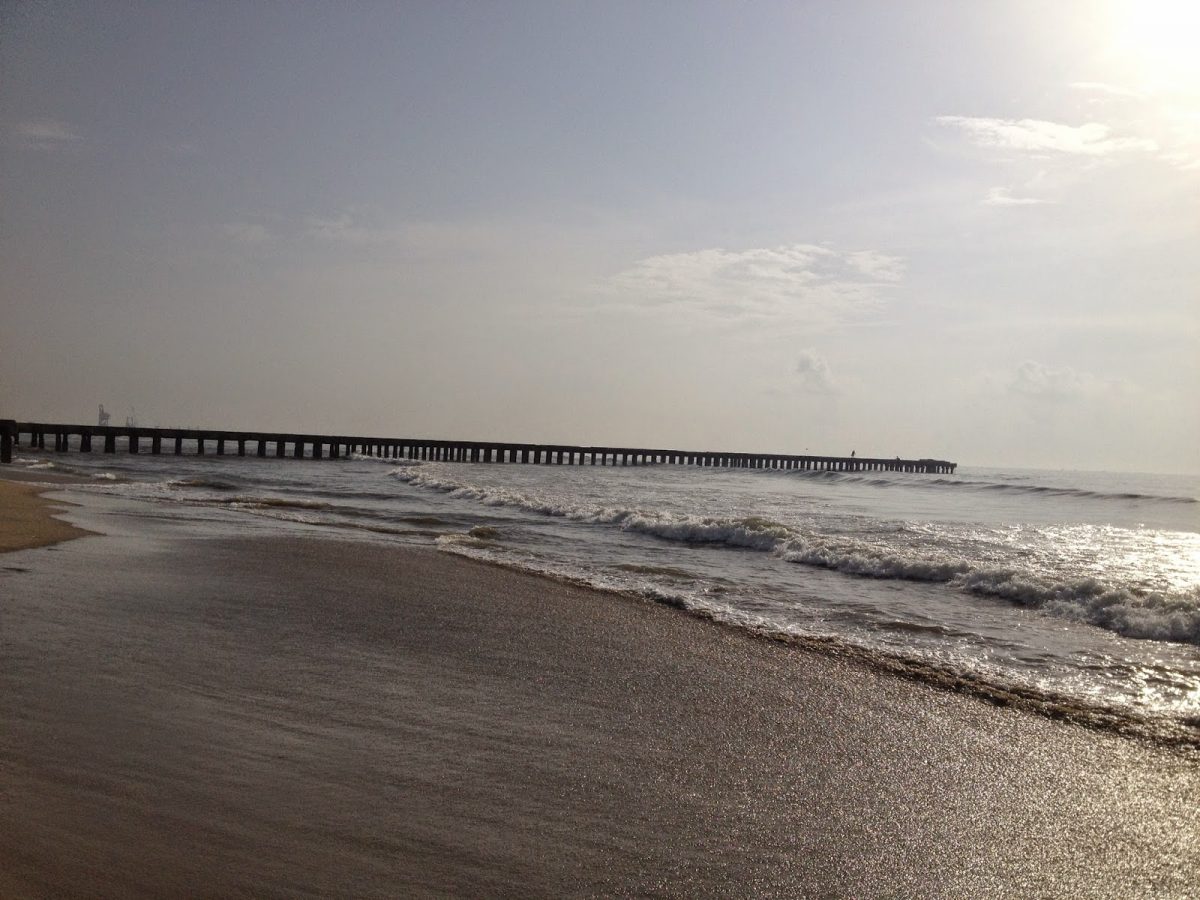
[168,477,240,491]
[784,468,1197,505]
[222,496,337,511]
[432,531,1200,752]
[391,465,1200,646]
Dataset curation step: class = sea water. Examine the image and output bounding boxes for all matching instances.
[14,448,1200,746]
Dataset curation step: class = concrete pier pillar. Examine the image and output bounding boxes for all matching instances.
[129,433,139,454]
[175,437,183,455]
[152,436,162,454]
[238,439,246,457]
[217,439,225,456]
[104,435,116,453]
[81,434,92,452]
[294,440,304,459]
[0,420,13,464]
[257,439,267,457]
[276,441,285,458]
[197,438,206,455]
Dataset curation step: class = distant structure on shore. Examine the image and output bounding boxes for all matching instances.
[97,405,110,427]
[0,419,958,474]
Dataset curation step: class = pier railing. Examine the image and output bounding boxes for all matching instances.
[0,420,956,474]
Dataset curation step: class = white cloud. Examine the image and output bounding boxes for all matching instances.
[15,119,81,148]
[794,350,836,393]
[936,115,1158,156]
[601,244,904,326]
[984,187,1052,206]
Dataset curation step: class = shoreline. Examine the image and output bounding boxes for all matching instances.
[0,475,95,553]
[451,546,1200,755]
[6,465,1197,753]
[1,502,1197,894]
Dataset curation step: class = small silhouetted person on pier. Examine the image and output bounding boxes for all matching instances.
[851,450,856,458]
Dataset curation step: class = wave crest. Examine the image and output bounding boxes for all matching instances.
[390,465,1200,646]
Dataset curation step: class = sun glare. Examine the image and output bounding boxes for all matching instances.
[1108,0,1200,91]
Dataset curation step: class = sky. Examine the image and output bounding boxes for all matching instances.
[2,1,1197,473]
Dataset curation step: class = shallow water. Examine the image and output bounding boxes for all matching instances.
[14,446,1200,745]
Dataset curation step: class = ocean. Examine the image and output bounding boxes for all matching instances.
[13,447,1200,748]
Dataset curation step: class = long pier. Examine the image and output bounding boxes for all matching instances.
[0,420,956,474]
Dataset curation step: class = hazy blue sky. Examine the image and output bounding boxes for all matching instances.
[2,1,1197,472]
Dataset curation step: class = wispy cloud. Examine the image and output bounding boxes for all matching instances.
[794,349,837,393]
[1068,81,1144,100]
[600,244,904,326]
[302,214,389,244]
[984,186,1052,207]
[222,222,274,244]
[1009,360,1090,399]
[1007,360,1128,402]
[15,118,81,149]
[936,116,1158,157]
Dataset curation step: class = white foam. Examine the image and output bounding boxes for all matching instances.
[391,464,1200,646]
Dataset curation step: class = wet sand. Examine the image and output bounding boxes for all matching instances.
[1,503,1197,896]
[0,477,93,553]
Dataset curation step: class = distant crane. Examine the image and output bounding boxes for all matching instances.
[97,404,111,427]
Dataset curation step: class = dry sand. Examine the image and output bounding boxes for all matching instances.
[1,509,1197,897]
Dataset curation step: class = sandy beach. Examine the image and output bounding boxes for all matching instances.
[0,476,93,553]
[1,478,1198,897]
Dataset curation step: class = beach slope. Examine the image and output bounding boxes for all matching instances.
[1,525,1196,897]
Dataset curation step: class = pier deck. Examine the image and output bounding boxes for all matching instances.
[0,421,956,474]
